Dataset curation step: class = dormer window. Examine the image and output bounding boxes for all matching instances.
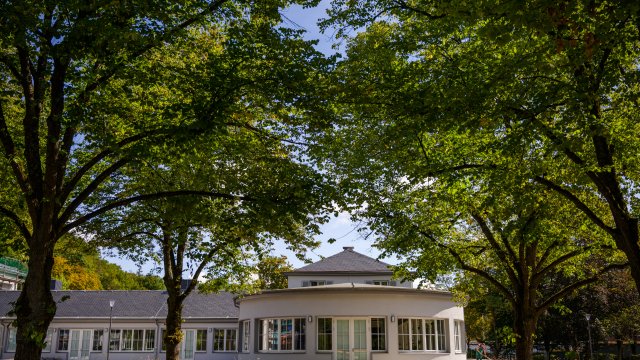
[310,280,326,286]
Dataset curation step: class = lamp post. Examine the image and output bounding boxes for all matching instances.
[107,300,115,360]
[585,314,593,360]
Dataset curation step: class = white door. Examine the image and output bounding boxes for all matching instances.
[69,330,92,360]
[180,330,196,360]
[336,319,369,360]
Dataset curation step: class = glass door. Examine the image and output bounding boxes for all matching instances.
[335,319,369,360]
[69,330,92,360]
[180,329,196,360]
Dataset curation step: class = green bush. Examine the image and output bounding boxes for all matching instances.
[565,351,578,360]
[533,354,545,360]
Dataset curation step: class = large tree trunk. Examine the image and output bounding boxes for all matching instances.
[164,295,185,360]
[514,306,538,360]
[613,219,640,295]
[14,238,56,360]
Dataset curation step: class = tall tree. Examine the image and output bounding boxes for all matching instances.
[319,0,640,294]
[80,14,330,360]
[254,255,295,290]
[0,1,326,358]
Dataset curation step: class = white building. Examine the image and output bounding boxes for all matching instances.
[0,247,466,360]
[238,246,466,360]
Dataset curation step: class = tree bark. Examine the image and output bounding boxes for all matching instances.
[164,295,185,360]
[14,237,56,360]
[513,304,539,360]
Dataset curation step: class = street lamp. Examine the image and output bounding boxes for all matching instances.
[107,300,115,360]
[585,314,593,360]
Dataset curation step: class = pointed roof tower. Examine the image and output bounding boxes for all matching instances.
[288,247,393,275]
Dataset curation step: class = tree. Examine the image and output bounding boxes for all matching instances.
[319,0,640,295]
[79,15,330,359]
[255,255,295,290]
[0,1,327,358]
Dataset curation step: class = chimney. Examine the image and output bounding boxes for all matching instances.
[343,246,354,251]
[50,279,62,290]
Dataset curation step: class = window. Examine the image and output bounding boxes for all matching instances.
[317,318,332,351]
[196,329,207,352]
[109,329,155,351]
[43,329,53,352]
[213,329,237,352]
[161,329,166,351]
[371,318,386,351]
[58,329,70,351]
[242,320,250,352]
[310,280,326,286]
[92,330,104,351]
[109,329,121,351]
[259,318,306,352]
[373,280,389,286]
[144,330,155,351]
[454,320,464,352]
[397,318,447,352]
[6,327,16,352]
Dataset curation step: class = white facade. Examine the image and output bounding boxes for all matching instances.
[237,247,466,360]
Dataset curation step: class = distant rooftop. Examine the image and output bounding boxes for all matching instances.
[0,290,238,319]
[288,247,393,274]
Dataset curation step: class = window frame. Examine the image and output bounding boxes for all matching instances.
[316,317,332,352]
[309,280,326,286]
[397,318,448,353]
[195,329,207,352]
[213,328,237,352]
[372,280,389,286]
[108,328,155,352]
[5,327,17,352]
[370,317,387,352]
[454,320,464,353]
[258,317,306,352]
[57,329,70,352]
[242,320,250,353]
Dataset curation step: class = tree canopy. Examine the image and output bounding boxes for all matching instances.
[0,1,329,358]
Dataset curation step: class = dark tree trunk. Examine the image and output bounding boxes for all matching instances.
[613,219,640,296]
[14,238,56,360]
[164,295,184,360]
[616,339,623,360]
[514,305,538,360]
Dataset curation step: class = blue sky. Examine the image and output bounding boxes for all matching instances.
[108,1,395,273]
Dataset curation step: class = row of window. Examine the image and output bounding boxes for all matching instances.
[4,327,237,353]
[302,280,395,287]
[249,317,463,353]
[4,319,464,354]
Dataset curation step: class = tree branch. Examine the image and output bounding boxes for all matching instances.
[60,129,165,205]
[58,158,130,227]
[0,206,31,240]
[75,0,228,104]
[534,176,615,236]
[391,0,446,19]
[536,262,628,312]
[61,190,254,235]
[0,103,30,195]
[471,212,520,285]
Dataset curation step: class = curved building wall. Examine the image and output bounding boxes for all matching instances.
[238,286,466,360]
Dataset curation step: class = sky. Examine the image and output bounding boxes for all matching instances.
[107,1,397,273]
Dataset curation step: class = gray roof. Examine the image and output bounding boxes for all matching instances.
[290,247,393,274]
[0,290,238,319]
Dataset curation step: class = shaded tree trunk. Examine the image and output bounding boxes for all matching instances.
[14,237,56,360]
[616,339,623,360]
[164,294,185,360]
[514,305,538,360]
